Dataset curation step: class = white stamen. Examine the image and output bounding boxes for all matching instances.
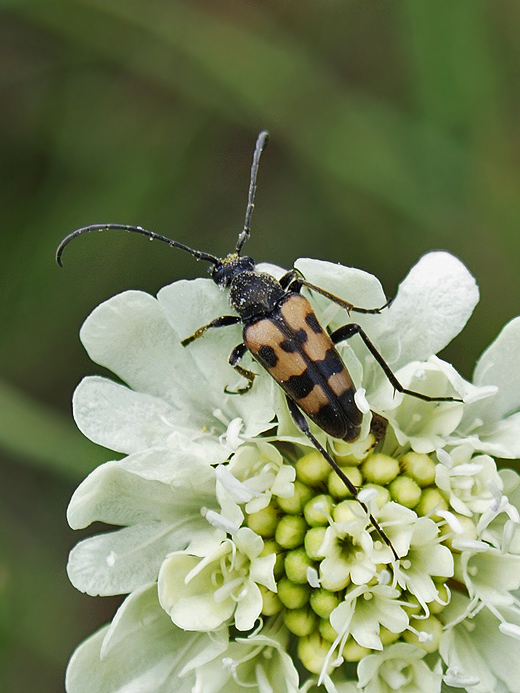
[499,622,520,640]
[306,566,320,588]
[354,388,370,414]
[203,509,240,535]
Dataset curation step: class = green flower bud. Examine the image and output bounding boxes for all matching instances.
[400,451,436,487]
[304,494,334,527]
[319,617,338,642]
[389,474,422,508]
[297,633,334,675]
[284,547,315,584]
[275,515,307,549]
[277,577,311,610]
[362,483,391,509]
[304,526,327,560]
[332,500,357,523]
[309,588,340,619]
[296,451,331,486]
[284,605,317,636]
[362,453,399,485]
[331,435,375,466]
[328,466,362,500]
[246,504,279,537]
[342,637,372,662]
[259,584,283,616]
[415,488,448,519]
[403,615,443,653]
[379,625,400,645]
[276,480,313,514]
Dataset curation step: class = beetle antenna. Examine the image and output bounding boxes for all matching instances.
[56,224,220,267]
[236,130,269,255]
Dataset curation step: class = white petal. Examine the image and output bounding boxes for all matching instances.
[158,553,234,631]
[73,376,188,454]
[67,521,206,596]
[80,290,190,402]
[473,316,520,421]
[67,454,214,529]
[233,582,263,631]
[441,594,520,693]
[65,584,227,693]
[382,251,479,368]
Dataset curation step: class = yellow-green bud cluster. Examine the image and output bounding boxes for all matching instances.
[245,439,452,675]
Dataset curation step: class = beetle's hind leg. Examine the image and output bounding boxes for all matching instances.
[181,315,241,347]
[279,269,393,314]
[225,343,257,395]
[285,396,398,560]
[330,323,462,403]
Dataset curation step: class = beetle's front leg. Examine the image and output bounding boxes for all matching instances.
[181,315,241,347]
[225,343,257,395]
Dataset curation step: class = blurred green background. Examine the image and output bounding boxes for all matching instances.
[1,0,520,690]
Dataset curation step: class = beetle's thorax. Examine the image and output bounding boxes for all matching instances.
[229,270,285,321]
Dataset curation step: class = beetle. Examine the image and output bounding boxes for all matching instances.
[57,130,461,559]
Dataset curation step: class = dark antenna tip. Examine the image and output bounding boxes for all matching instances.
[235,130,269,255]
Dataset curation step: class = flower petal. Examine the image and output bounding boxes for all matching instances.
[382,251,479,368]
[73,376,187,454]
[67,522,209,596]
[473,316,520,421]
[65,584,228,693]
[67,454,215,529]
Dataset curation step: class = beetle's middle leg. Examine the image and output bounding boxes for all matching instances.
[279,269,393,314]
[330,323,462,403]
[285,395,398,560]
[181,315,241,346]
[224,343,257,395]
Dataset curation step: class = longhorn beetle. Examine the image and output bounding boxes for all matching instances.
[57,130,461,560]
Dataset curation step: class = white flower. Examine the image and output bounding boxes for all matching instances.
[329,583,409,652]
[357,642,442,693]
[158,527,276,632]
[65,252,520,692]
[394,515,454,614]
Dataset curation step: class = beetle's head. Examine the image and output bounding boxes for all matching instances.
[211,253,255,288]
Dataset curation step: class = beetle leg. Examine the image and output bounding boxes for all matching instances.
[301,280,393,314]
[225,343,257,395]
[181,315,241,346]
[285,396,398,560]
[279,268,304,290]
[330,323,462,403]
[282,269,393,314]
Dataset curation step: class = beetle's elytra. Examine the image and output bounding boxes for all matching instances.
[57,130,462,560]
[244,292,361,441]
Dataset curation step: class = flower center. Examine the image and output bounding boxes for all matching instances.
[245,440,452,675]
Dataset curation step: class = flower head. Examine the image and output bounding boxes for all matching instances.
[65,252,520,692]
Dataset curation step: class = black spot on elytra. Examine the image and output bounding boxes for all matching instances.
[295,329,308,343]
[320,348,344,378]
[305,313,323,334]
[284,368,316,399]
[258,345,278,368]
[280,339,297,353]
